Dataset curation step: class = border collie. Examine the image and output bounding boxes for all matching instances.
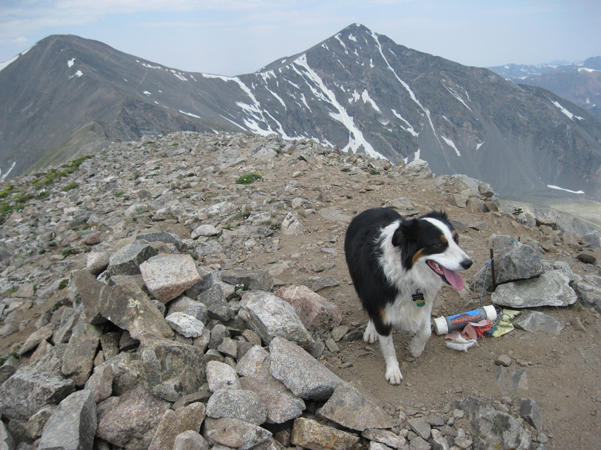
[344,208,472,384]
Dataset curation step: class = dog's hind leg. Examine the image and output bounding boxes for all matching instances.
[363,320,379,343]
[379,333,402,384]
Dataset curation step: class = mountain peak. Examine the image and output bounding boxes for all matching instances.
[2,26,601,200]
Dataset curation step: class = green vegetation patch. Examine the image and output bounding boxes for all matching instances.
[235,173,262,184]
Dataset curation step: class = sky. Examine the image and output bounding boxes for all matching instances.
[1,0,600,77]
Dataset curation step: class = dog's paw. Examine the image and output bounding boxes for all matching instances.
[385,365,403,385]
[409,338,427,358]
[363,327,379,344]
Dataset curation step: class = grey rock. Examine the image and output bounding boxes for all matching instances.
[317,382,395,431]
[221,269,273,291]
[240,291,323,357]
[208,323,230,350]
[474,235,543,292]
[280,212,303,235]
[86,251,111,275]
[240,371,306,424]
[317,208,353,223]
[191,224,220,239]
[138,335,207,402]
[166,312,205,338]
[97,384,171,450]
[61,317,102,387]
[206,389,267,425]
[72,269,174,340]
[0,372,75,420]
[0,420,14,450]
[572,274,601,312]
[37,389,97,450]
[236,345,270,378]
[274,285,343,332]
[492,270,577,308]
[136,231,183,250]
[148,402,206,450]
[84,362,114,403]
[197,284,226,307]
[203,417,271,450]
[173,430,210,450]
[25,405,56,440]
[300,276,340,293]
[108,241,158,275]
[456,396,531,450]
[290,417,359,450]
[269,337,344,401]
[407,416,431,441]
[361,429,406,449]
[584,230,601,249]
[206,360,242,392]
[519,398,543,431]
[168,295,209,323]
[140,253,202,303]
[18,323,55,356]
[513,310,565,334]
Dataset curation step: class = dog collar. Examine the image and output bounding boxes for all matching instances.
[412,289,425,307]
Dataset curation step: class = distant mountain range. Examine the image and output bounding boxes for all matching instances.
[489,57,601,121]
[2,24,601,200]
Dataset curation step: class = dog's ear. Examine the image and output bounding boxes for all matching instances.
[392,218,420,269]
[392,218,419,246]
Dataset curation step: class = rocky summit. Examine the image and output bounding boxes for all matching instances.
[0,131,601,450]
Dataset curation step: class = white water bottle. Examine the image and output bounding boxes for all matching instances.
[432,305,497,335]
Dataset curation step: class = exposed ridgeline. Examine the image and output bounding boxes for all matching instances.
[0,132,601,449]
[2,24,601,200]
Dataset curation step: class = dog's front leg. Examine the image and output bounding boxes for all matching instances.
[379,333,402,384]
[409,322,431,358]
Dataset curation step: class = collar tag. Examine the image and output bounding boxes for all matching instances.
[412,290,425,307]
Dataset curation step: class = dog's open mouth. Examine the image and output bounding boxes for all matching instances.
[427,260,465,291]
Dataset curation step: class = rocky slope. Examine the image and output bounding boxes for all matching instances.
[0,132,600,449]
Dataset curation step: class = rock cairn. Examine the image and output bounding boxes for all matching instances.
[0,131,599,450]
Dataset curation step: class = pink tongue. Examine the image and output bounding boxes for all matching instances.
[443,267,464,291]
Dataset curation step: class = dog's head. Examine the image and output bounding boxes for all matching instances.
[392,211,472,290]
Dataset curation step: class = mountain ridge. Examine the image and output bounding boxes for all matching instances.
[2,24,601,201]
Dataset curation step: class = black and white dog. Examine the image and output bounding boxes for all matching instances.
[344,208,472,384]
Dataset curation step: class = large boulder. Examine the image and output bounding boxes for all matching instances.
[492,270,577,308]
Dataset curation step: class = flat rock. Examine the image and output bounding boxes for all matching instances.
[269,337,344,401]
[203,417,271,450]
[317,382,395,431]
[455,396,531,450]
[239,291,323,357]
[206,389,267,425]
[207,360,241,392]
[37,389,97,450]
[317,208,352,223]
[492,270,577,308]
[274,285,342,332]
[0,371,76,421]
[72,269,173,339]
[221,269,273,291]
[240,372,306,424]
[166,312,205,338]
[148,402,206,450]
[138,335,206,402]
[140,253,202,303]
[513,310,565,334]
[97,384,171,450]
[290,417,359,450]
[108,241,158,275]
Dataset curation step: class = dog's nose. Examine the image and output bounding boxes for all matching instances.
[461,259,473,270]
